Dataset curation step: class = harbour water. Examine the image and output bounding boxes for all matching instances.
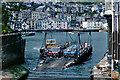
[23,32,107,79]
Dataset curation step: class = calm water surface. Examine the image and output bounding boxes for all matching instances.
[23,32,107,78]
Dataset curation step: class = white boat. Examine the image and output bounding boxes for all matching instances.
[68,32,74,34]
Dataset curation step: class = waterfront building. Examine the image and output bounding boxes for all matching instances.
[70,21,79,27]
[12,11,22,20]
[54,5,62,13]
[21,22,29,30]
[71,7,77,14]
[10,11,23,30]
[39,12,48,20]
[71,14,76,21]
[102,23,108,30]
[31,11,40,20]
[66,14,72,22]
[76,16,84,22]
[62,6,67,13]
[56,13,64,20]
[10,21,22,30]
[10,19,29,30]
[21,10,31,19]
[26,19,36,29]
[67,7,71,13]
[18,12,22,19]
[62,14,72,22]
[82,21,103,29]
[36,18,68,29]
[78,5,84,13]
[91,4,99,12]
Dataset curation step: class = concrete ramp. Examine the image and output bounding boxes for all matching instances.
[36,57,75,71]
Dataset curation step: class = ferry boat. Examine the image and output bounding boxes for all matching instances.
[34,32,92,70]
[40,32,92,61]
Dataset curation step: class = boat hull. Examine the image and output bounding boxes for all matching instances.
[75,46,92,63]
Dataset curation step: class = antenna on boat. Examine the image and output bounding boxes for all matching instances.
[78,33,81,45]
[89,31,91,44]
[66,32,68,42]
[45,32,47,48]
[51,30,52,39]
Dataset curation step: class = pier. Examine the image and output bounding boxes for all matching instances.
[91,53,112,79]
[91,0,120,79]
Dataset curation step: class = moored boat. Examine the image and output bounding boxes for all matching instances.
[21,32,35,37]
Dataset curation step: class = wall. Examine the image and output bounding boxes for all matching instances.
[1,33,25,69]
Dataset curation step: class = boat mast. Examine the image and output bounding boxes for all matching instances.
[78,33,81,45]
[89,31,91,44]
[66,32,68,42]
[45,32,47,48]
[51,29,52,39]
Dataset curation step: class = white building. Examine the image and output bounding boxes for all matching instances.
[39,12,48,20]
[66,15,72,22]
[102,23,108,30]
[91,5,98,12]
[26,19,36,29]
[22,22,29,30]
[36,18,68,29]
[31,11,40,20]
[76,16,84,22]
[82,21,103,29]
[21,10,31,19]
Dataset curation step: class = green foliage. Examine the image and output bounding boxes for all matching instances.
[2,2,28,33]
[7,65,29,79]
[31,2,40,11]
[87,11,97,17]
[99,9,102,13]
[19,2,28,10]
[6,2,28,11]
[78,13,83,16]
[2,23,12,32]
[0,4,2,20]
[2,3,9,26]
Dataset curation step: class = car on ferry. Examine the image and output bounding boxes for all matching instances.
[47,46,62,58]
[63,45,79,58]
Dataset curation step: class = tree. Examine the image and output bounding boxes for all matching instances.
[2,2,28,33]
[2,3,9,26]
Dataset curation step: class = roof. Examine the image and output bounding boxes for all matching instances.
[104,10,112,15]
[36,6,45,9]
